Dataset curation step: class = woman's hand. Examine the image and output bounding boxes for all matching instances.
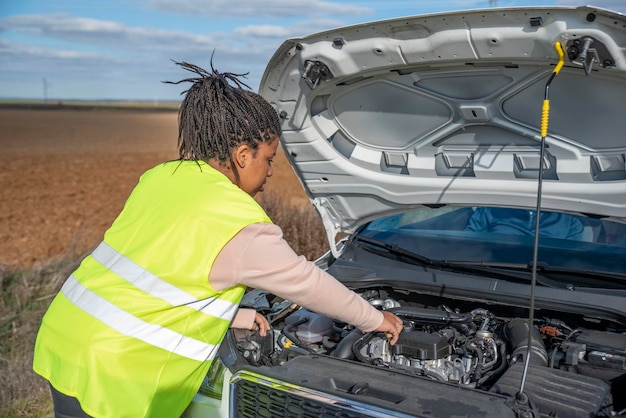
[374,311,403,345]
[252,312,270,336]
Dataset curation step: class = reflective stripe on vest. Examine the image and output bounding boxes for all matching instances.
[61,275,219,362]
[60,241,241,362]
[90,241,238,319]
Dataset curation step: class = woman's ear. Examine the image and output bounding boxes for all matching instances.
[233,144,250,168]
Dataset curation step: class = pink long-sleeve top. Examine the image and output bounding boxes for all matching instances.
[209,222,384,333]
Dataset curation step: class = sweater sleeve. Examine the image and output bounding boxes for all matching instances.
[210,223,383,332]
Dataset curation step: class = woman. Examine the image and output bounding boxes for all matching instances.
[33,61,402,418]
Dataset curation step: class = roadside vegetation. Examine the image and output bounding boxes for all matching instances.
[0,192,327,417]
[0,259,80,418]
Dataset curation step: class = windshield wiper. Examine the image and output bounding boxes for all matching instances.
[354,236,540,283]
[449,260,626,289]
[533,263,625,280]
[529,263,626,289]
[355,235,439,266]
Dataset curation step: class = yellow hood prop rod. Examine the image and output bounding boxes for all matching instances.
[515,40,565,410]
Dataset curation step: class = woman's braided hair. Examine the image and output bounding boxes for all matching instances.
[165,60,281,167]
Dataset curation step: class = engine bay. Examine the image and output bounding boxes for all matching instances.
[226,287,626,417]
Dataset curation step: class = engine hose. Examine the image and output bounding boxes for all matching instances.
[388,306,473,334]
[467,344,484,380]
[351,332,379,365]
[332,328,363,359]
[468,343,483,363]
[477,343,508,388]
[505,318,548,366]
[281,318,317,354]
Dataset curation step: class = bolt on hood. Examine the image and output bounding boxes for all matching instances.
[259,6,626,247]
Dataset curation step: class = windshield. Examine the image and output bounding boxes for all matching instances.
[357,206,626,278]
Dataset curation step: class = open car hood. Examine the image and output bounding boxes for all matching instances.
[259,6,626,248]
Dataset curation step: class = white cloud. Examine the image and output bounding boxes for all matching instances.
[232,17,348,38]
[2,14,125,37]
[1,14,223,51]
[0,38,118,64]
[234,25,291,38]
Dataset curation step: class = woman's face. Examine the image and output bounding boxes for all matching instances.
[235,134,279,197]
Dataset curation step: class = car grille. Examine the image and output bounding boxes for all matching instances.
[231,374,384,418]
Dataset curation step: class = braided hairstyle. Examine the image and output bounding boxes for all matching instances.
[165,60,281,179]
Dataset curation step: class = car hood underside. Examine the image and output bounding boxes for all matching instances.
[259,6,626,247]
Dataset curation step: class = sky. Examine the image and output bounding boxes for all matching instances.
[1,0,625,102]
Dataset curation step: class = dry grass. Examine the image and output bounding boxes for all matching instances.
[0,193,328,417]
[0,258,80,418]
[257,191,329,260]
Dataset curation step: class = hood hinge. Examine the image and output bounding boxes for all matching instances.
[302,60,333,90]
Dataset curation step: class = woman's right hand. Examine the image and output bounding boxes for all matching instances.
[374,311,403,345]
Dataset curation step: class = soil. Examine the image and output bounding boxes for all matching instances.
[0,108,308,270]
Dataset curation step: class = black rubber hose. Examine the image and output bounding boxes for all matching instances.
[281,317,317,354]
[332,328,363,359]
[351,332,378,364]
[505,318,548,366]
[467,344,483,380]
[477,343,508,388]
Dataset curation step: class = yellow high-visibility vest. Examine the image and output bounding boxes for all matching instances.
[34,160,271,417]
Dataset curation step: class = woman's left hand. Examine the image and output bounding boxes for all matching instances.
[252,312,270,336]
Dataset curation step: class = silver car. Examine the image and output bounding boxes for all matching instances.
[185,5,626,417]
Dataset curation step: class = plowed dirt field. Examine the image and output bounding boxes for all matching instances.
[0,107,307,270]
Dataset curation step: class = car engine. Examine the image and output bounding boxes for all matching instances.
[226,287,625,417]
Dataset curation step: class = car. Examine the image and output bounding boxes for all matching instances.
[184,5,626,417]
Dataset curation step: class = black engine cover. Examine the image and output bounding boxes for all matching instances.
[490,362,611,417]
